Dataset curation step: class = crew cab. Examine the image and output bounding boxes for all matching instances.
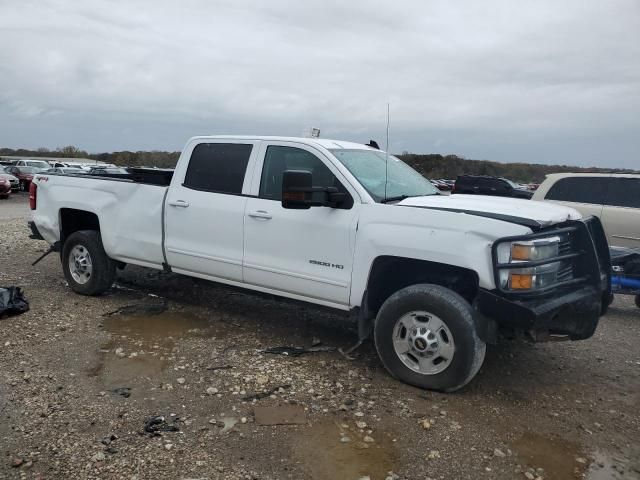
[29,136,611,391]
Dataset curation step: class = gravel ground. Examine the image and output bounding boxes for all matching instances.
[1,193,639,480]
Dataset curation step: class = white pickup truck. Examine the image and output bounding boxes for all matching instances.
[29,136,611,391]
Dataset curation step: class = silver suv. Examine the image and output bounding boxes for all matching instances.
[533,173,640,248]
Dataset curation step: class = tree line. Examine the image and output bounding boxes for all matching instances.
[0,146,180,169]
[1,146,634,182]
[398,153,635,183]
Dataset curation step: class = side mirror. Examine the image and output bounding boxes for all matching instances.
[281,170,349,209]
[282,170,314,209]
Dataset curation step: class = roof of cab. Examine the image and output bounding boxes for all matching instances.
[189,135,379,151]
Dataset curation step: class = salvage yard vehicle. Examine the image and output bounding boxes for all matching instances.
[0,176,11,199]
[4,166,43,191]
[28,136,611,392]
[533,173,640,249]
[453,175,533,199]
[0,166,20,192]
[14,159,51,170]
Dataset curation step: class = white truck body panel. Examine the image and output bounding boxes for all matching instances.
[400,194,581,225]
[31,135,584,312]
[32,176,167,268]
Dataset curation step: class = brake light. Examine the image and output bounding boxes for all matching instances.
[29,182,37,210]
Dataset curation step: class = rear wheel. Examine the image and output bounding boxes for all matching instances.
[374,284,486,392]
[62,230,116,295]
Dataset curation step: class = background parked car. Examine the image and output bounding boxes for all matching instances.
[533,173,640,248]
[0,176,11,199]
[14,159,51,170]
[4,166,44,191]
[45,167,88,174]
[429,179,451,191]
[87,167,129,175]
[453,175,533,199]
[0,166,20,192]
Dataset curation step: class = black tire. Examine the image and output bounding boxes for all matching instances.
[635,294,640,309]
[374,284,486,392]
[62,230,116,296]
[0,194,8,200]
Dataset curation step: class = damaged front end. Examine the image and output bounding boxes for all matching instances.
[477,216,611,342]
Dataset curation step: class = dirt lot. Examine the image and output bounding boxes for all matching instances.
[1,193,639,480]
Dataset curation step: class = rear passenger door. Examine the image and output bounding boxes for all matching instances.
[478,178,497,195]
[600,177,640,248]
[164,140,260,282]
[542,176,607,219]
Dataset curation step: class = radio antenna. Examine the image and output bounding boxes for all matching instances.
[384,103,390,201]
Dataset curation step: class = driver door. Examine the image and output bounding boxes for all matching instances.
[243,142,359,307]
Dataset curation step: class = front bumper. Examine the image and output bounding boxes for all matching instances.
[477,216,611,341]
[476,285,603,340]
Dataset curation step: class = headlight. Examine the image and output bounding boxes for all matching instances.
[495,236,566,291]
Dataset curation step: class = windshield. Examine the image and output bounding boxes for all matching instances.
[25,161,50,168]
[502,178,520,188]
[329,149,438,202]
[18,167,42,173]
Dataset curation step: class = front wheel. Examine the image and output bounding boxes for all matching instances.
[62,230,116,295]
[374,284,486,392]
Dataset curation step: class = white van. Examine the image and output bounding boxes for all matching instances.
[533,173,640,248]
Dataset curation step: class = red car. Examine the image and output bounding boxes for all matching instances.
[0,176,11,199]
[4,166,43,191]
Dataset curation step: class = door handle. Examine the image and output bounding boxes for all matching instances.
[168,199,190,208]
[248,210,272,220]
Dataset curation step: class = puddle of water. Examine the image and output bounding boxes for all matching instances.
[89,310,225,390]
[512,432,586,479]
[294,419,398,480]
[103,310,221,347]
[587,448,640,480]
[513,433,640,480]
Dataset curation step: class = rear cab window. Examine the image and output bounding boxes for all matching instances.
[183,143,255,195]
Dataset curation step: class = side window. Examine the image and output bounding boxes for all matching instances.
[545,177,607,204]
[479,178,495,188]
[259,145,352,207]
[605,178,640,208]
[183,143,253,194]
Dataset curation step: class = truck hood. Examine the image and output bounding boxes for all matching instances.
[399,194,581,228]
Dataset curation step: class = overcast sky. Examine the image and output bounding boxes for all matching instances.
[0,0,638,167]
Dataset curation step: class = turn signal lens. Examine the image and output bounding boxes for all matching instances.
[511,244,531,261]
[510,273,533,289]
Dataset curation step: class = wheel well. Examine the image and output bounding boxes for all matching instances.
[59,209,100,242]
[364,256,479,319]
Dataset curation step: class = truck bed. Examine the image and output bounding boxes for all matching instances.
[49,167,174,186]
[32,169,170,269]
